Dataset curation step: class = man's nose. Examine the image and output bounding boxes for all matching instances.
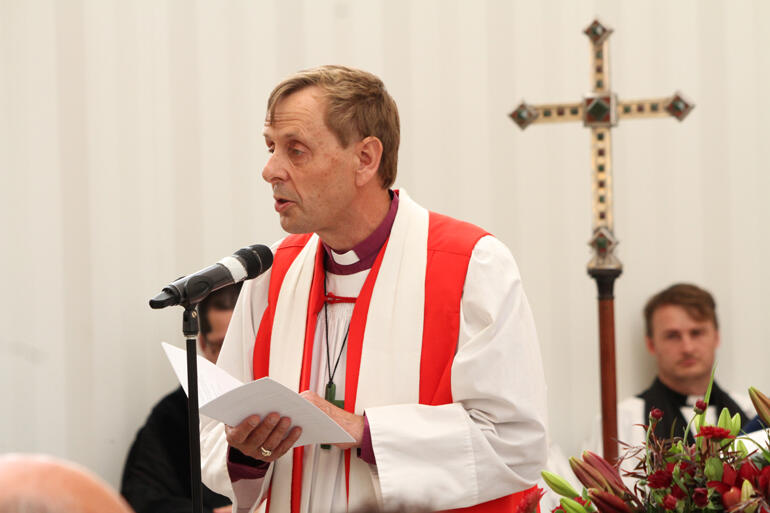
[262,153,287,184]
[681,335,696,353]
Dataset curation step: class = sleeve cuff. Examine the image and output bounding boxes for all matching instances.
[227,446,270,482]
[357,414,377,465]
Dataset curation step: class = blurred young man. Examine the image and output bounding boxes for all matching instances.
[121,284,241,513]
[587,283,752,457]
[199,65,548,513]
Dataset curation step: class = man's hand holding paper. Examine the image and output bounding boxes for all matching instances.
[161,342,355,451]
[225,413,301,463]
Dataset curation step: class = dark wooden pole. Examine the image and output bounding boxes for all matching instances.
[588,268,622,463]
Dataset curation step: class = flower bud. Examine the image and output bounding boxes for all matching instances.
[694,399,707,414]
[542,471,580,499]
[693,488,709,507]
[560,497,589,513]
[741,479,755,503]
[587,489,632,513]
[662,494,678,511]
[582,451,629,496]
[570,457,608,492]
[749,387,770,427]
[650,408,664,420]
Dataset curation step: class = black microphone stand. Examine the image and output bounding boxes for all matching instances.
[149,245,274,513]
[181,303,204,513]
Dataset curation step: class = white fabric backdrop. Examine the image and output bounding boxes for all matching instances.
[1,0,768,488]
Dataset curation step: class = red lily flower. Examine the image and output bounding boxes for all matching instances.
[739,460,760,486]
[721,486,741,508]
[759,466,770,497]
[707,480,729,495]
[707,463,740,496]
[723,463,738,487]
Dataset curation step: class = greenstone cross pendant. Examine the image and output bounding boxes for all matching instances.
[321,382,344,450]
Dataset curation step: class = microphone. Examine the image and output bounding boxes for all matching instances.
[149,244,273,309]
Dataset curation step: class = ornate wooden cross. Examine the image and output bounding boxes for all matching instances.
[510,19,694,463]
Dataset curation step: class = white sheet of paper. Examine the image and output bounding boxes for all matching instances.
[161,342,354,447]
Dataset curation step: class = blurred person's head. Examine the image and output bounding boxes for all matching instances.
[0,453,134,513]
[197,282,242,363]
[643,283,720,395]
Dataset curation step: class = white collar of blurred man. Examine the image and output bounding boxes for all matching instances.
[645,303,720,397]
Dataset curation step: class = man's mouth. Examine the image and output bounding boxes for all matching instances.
[274,197,294,212]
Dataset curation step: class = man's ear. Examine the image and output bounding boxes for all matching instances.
[354,136,383,187]
[645,336,656,355]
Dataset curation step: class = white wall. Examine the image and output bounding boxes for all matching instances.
[1,0,768,488]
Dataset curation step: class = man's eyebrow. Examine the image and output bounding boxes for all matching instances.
[262,129,302,141]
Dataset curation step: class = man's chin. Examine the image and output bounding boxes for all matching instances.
[279,217,312,235]
[673,367,710,382]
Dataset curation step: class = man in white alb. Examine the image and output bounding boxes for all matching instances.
[199,65,548,513]
[586,283,752,476]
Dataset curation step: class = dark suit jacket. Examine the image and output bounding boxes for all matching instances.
[121,387,231,513]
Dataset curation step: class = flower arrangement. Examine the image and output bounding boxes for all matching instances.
[539,386,770,513]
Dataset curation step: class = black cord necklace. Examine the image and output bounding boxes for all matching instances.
[321,276,351,451]
[323,275,350,410]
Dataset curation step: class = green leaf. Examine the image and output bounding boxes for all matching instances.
[730,413,742,436]
[736,440,748,459]
[701,363,717,431]
[717,407,732,430]
[705,457,723,481]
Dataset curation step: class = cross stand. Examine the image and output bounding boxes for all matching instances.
[182,305,203,513]
[510,19,694,463]
[590,267,621,464]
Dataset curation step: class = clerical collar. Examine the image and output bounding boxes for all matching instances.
[322,190,399,275]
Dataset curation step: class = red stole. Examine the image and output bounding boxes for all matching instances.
[253,213,537,512]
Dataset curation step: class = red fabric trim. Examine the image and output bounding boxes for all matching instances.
[251,233,317,513]
[291,243,326,513]
[342,239,389,504]
[253,234,313,380]
[421,215,538,512]
[420,213,488,406]
[444,485,539,513]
